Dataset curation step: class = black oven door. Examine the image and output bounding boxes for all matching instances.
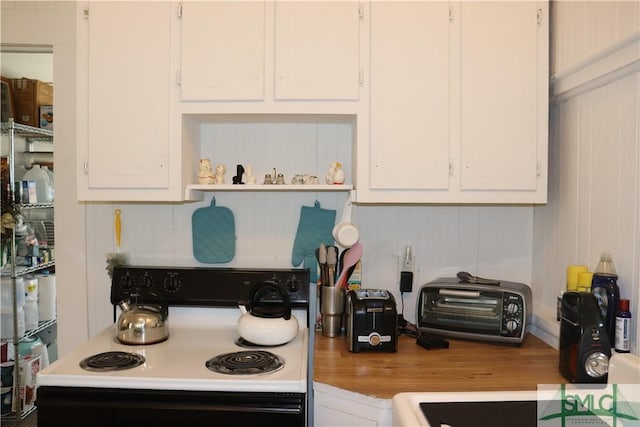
[36,386,306,427]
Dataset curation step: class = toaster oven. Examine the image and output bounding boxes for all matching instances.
[417,278,532,344]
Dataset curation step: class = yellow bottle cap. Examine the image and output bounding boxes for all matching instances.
[578,272,594,289]
[567,265,588,290]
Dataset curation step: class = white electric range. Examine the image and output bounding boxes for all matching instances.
[36,266,312,427]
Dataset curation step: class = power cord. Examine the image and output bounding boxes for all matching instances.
[398,291,449,349]
[397,291,418,338]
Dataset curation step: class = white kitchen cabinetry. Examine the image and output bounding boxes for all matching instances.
[180,2,265,102]
[357,1,548,204]
[177,1,364,200]
[459,2,542,193]
[76,2,184,201]
[367,1,451,193]
[274,1,361,101]
[314,382,392,427]
[179,1,362,107]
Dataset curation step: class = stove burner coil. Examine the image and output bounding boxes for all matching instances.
[206,350,284,375]
[79,351,145,372]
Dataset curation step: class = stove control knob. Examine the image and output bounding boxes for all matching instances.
[120,273,134,291]
[139,272,153,289]
[163,274,181,293]
[287,276,300,292]
[270,275,283,286]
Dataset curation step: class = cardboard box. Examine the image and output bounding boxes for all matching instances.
[11,79,53,128]
[39,105,53,130]
[1,77,15,123]
[12,355,40,413]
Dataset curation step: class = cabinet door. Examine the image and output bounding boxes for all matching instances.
[459,1,541,191]
[274,1,361,100]
[180,2,265,101]
[368,1,451,190]
[85,2,171,190]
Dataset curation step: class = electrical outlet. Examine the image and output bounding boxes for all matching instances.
[399,244,414,292]
[402,244,413,271]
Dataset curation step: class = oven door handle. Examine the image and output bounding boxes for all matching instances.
[439,289,481,298]
[195,404,302,414]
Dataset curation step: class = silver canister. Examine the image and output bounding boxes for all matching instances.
[321,286,345,337]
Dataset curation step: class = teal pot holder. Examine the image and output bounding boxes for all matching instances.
[292,200,336,283]
[192,197,236,263]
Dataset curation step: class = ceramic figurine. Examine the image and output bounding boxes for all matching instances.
[325,162,345,185]
[325,163,335,184]
[197,158,216,185]
[232,164,245,185]
[244,165,257,185]
[332,162,345,185]
[215,164,227,184]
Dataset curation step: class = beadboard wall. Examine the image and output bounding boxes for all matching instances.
[533,1,640,350]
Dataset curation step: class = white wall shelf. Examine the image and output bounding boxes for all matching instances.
[185,184,353,200]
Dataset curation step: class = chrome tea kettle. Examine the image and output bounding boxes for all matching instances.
[237,281,299,346]
[117,292,169,345]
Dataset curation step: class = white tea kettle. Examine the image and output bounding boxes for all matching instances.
[237,281,299,346]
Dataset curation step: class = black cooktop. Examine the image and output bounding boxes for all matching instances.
[420,401,540,427]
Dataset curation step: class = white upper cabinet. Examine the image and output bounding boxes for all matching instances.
[178,1,363,108]
[180,2,266,101]
[77,1,183,201]
[75,1,546,204]
[356,1,548,204]
[368,1,451,191]
[459,1,541,193]
[274,1,361,101]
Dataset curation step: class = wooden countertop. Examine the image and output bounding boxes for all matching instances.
[314,333,566,399]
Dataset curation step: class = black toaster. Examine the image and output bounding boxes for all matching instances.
[345,289,397,353]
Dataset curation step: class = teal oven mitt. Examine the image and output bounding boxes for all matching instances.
[291,201,336,283]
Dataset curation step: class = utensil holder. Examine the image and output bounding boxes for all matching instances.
[321,286,345,337]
